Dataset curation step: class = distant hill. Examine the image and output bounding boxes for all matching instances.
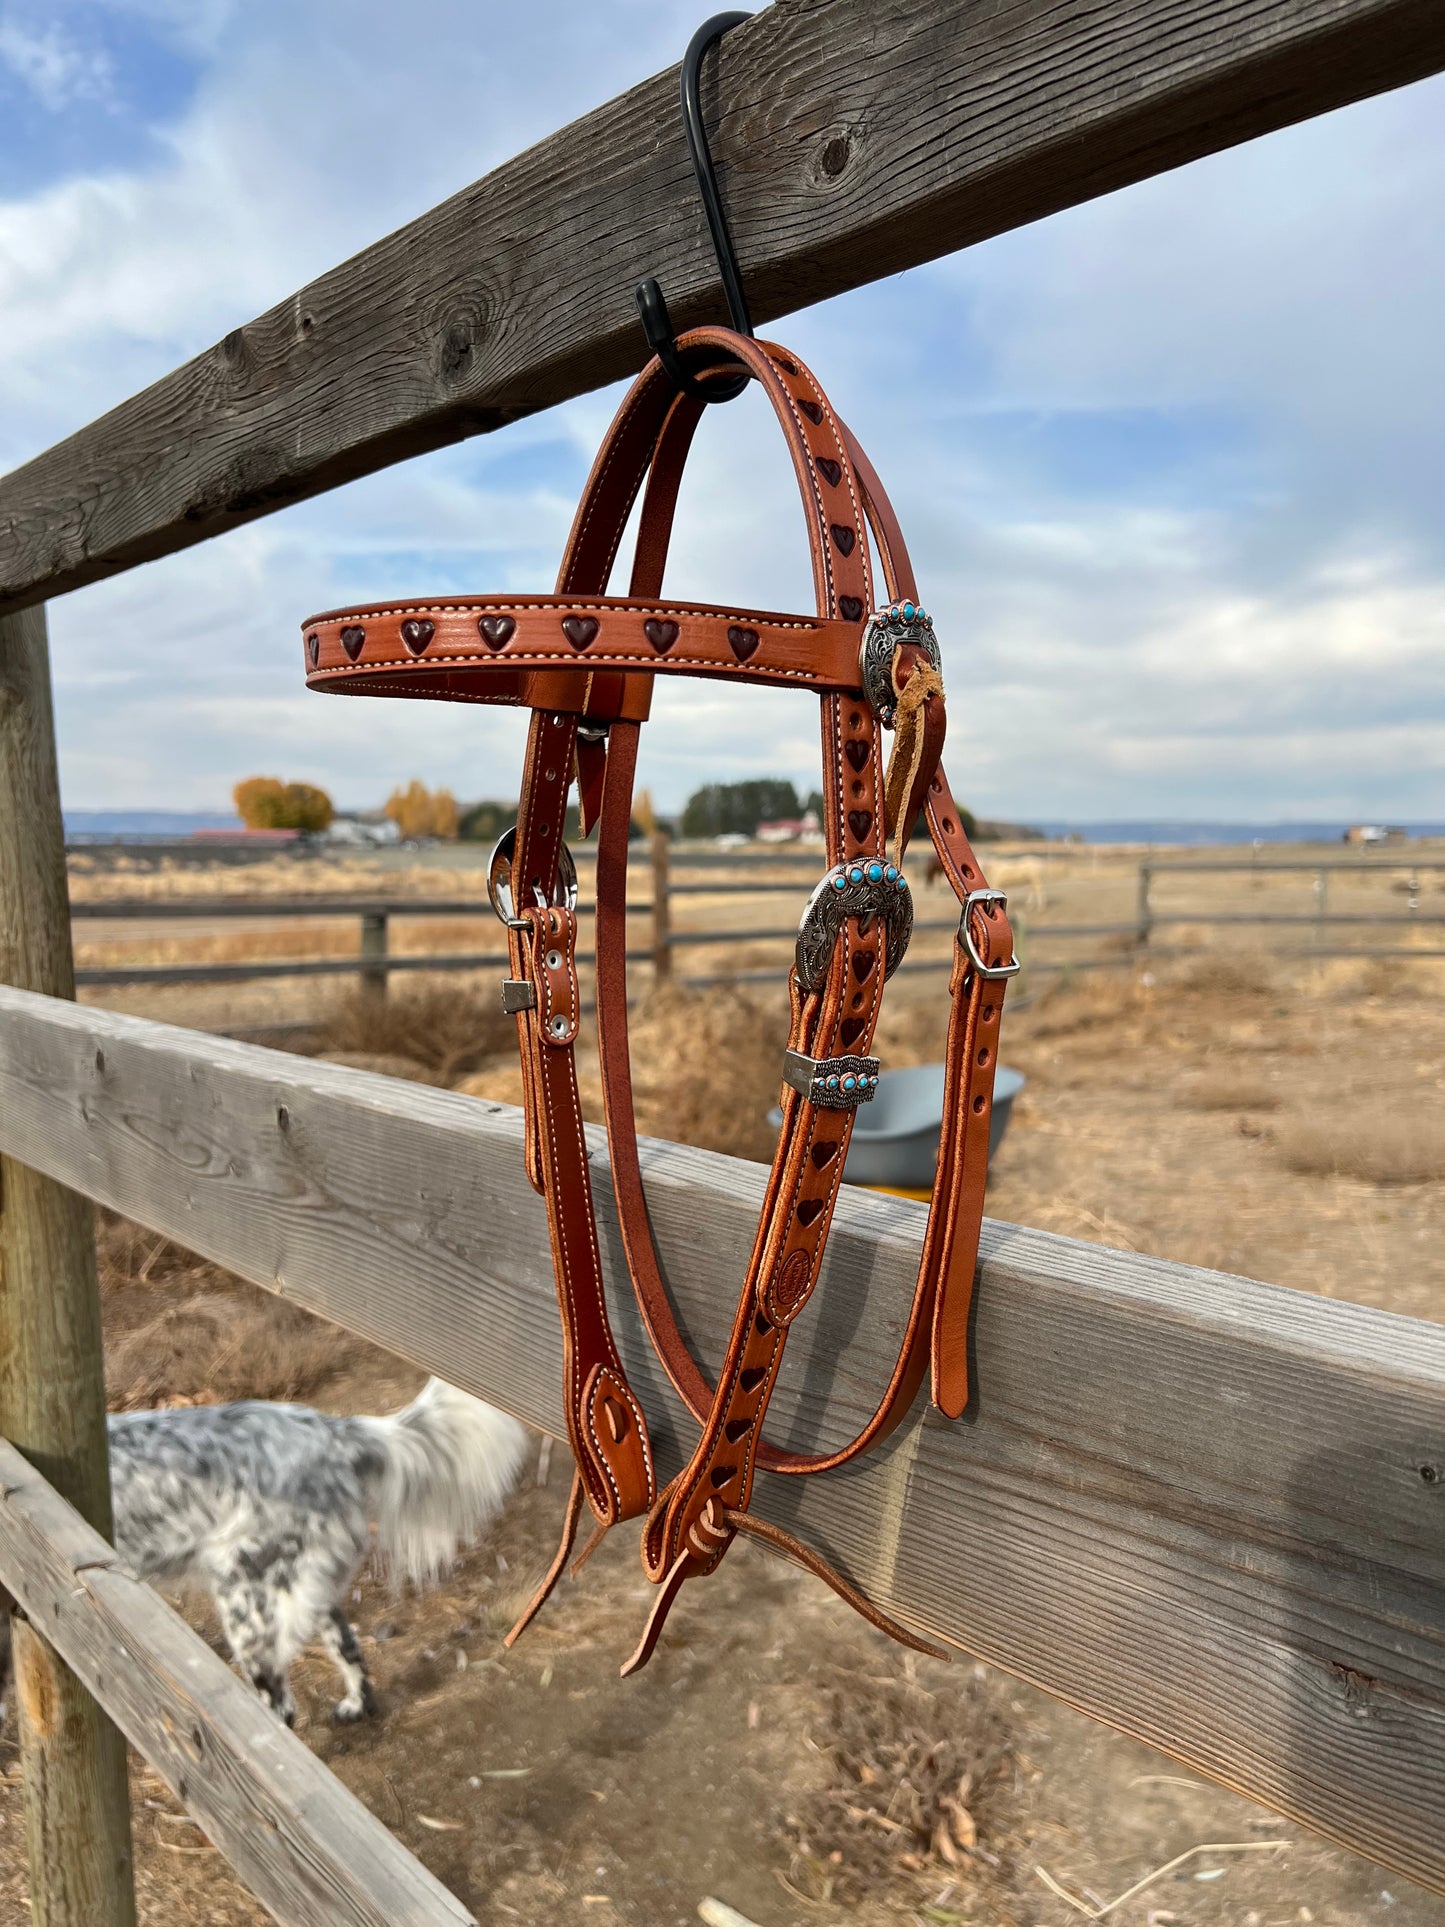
[65,810,243,839]
[974,818,1044,842]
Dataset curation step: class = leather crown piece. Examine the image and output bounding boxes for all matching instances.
[301,327,1017,1674]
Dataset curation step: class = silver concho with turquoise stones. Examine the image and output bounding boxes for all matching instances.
[858,600,941,727]
[795,857,913,991]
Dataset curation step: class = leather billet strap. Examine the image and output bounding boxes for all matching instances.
[298,326,1015,1666]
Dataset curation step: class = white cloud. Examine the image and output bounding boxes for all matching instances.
[3,6,1444,825]
[0,18,112,111]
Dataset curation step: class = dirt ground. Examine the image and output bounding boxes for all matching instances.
[3,855,1444,1927]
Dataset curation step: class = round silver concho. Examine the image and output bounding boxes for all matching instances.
[487,826,579,929]
[858,601,942,727]
[795,859,914,991]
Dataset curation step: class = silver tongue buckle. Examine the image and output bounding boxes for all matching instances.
[959,888,1021,979]
[782,1049,881,1109]
[488,825,579,930]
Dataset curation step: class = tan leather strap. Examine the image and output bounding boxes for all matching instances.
[296,326,1016,1669]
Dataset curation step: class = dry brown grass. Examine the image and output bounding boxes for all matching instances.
[1163,951,1281,999]
[67,853,494,903]
[624,981,789,1160]
[1179,1073,1282,1113]
[778,1662,1013,1907]
[1273,1106,1445,1185]
[96,1214,375,1409]
[313,984,513,1083]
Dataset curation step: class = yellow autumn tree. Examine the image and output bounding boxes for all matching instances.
[233,777,333,833]
[384,781,458,840]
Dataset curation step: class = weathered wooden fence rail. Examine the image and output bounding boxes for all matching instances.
[0,1440,472,1927]
[0,986,1442,1891]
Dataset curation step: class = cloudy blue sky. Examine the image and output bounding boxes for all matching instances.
[1,1,1442,825]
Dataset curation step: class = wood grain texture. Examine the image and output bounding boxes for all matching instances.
[0,990,1442,1889]
[3,0,1443,612]
[0,608,137,1927]
[0,1440,475,1927]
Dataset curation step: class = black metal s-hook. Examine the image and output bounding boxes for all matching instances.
[636,11,755,403]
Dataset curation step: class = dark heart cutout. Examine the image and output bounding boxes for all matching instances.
[725,1417,752,1444]
[400,617,434,656]
[727,625,760,662]
[644,617,678,653]
[839,1016,868,1047]
[562,615,599,651]
[811,1139,839,1169]
[831,523,856,557]
[839,594,863,621]
[798,399,823,425]
[852,949,877,983]
[602,1396,629,1443]
[710,1464,739,1489]
[340,625,365,661]
[797,1196,826,1228]
[740,1366,767,1394]
[848,809,873,842]
[754,1310,772,1335]
[845,738,870,772]
[305,633,319,668]
[816,457,841,487]
[478,615,515,649]
[774,355,799,375]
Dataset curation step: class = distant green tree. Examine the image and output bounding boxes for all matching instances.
[681,779,801,839]
[458,800,509,842]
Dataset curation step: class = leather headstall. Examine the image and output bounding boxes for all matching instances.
[300,328,1018,1673]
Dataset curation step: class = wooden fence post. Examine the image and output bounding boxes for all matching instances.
[1136,864,1153,948]
[0,605,137,1927]
[359,909,389,1004]
[651,830,672,981]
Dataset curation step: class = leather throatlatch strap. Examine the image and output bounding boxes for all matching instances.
[298,325,1016,1673]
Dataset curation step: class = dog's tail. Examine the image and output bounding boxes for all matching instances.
[362,1379,529,1587]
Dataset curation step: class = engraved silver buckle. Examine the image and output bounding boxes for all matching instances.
[782,1048,881,1108]
[488,826,579,931]
[959,889,1021,979]
[858,601,942,727]
[795,858,914,990]
[500,979,537,1014]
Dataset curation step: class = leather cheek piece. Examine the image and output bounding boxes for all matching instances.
[582,1364,655,1515]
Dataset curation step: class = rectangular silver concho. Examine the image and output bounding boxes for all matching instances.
[781,1048,881,1109]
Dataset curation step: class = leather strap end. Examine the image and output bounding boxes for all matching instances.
[505,1466,586,1648]
[620,1548,693,1678]
[930,1332,972,1421]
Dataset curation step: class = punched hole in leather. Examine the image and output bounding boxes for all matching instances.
[298,326,1014,1673]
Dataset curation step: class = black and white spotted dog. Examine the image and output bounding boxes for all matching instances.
[1,1379,527,1729]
